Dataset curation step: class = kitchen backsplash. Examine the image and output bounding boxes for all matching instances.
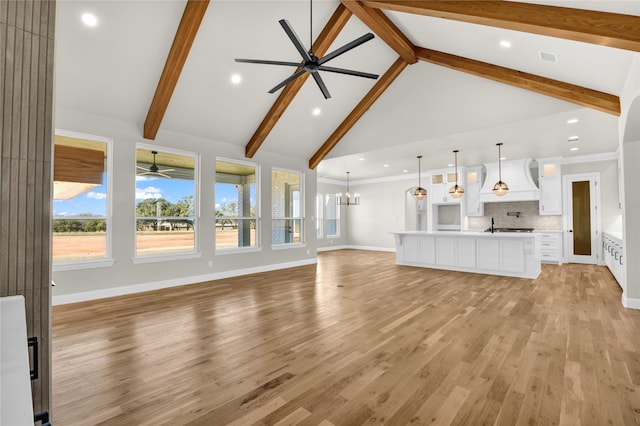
[468,201,562,231]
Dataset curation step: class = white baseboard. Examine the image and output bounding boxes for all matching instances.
[622,295,640,310]
[52,258,317,305]
[317,245,396,253]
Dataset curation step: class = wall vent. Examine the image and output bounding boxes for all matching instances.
[539,51,558,63]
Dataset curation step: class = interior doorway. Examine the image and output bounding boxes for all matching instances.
[563,173,600,264]
[405,187,427,231]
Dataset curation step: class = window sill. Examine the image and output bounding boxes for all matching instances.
[132,252,201,264]
[271,243,307,251]
[215,246,262,256]
[53,258,115,272]
[326,234,340,238]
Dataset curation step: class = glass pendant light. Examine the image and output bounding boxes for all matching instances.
[493,142,509,196]
[414,155,427,200]
[448,149,464,199]
[337,172,360,206]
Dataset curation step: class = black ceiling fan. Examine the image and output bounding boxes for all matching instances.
[136,151,175,179]
[235,1,379,99]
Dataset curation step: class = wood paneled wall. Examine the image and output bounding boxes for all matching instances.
[0,0,56,416]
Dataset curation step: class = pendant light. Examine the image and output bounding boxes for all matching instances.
[337,172,359,206]
[448,149,464,199]
[493,143,509,196]
[414,155,427,200]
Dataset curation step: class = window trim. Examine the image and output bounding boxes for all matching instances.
[316,192,324,239]
[52,129,114,269]
[214,156,261,254]
[271,167,305,246]
[325,193,340,238]
[134,143,200,259]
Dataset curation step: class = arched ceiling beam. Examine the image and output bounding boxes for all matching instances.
[360,0,640,52]
[144,0,210,140]
[416,47,620,116]
[309,57,408,169]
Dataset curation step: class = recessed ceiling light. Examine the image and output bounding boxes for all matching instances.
[570,147,579,151]
[567,118,579,124]
[447,163,454,167]
[500,157,506,161]
[312,107,321,116]
[358,157,365,161]
[82,13,97,27]
[403,169,408,173]
[230,74,242,85]
[383,164,389,168]
[500,40,512,48]
[568,135,580,142]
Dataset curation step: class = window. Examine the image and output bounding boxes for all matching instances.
[316,193,323,238]
[326,194,340,237]
[272,168,304,245]
[215,158,259,251]
[135,145,198,257]
[52,131,111,265]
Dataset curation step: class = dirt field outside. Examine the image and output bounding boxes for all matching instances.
[53,230,255,261]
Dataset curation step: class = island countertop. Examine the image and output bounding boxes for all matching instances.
[392,231,540,279]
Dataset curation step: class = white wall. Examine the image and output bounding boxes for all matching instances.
[619,54,640,307]
[316,181,349,249]
[53,107,318,302]
[347,177,415,249]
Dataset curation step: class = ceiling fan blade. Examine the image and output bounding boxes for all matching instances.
[318,33,375,65]
[158,168,176,173]
[318,65,379,80]
[268,69,307,94]
[137,171,153,176]
[136,165,148,171]
[311,72,331,99]
[235,58,301,67]
[279,19,312,62]
[156,172,172,179]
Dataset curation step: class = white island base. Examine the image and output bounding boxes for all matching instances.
[392,231,541,279]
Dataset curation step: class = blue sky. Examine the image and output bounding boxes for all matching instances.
[53,175,253,217]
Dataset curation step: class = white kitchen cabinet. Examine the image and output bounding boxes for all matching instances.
[537,158,562,215]
[464,166,484,216]
[538,231,563,264]
[603,233,623,290]
[430,169,463,204]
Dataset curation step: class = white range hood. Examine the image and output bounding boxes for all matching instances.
[479,158,540,202]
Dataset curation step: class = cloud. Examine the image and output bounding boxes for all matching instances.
[136,175,157,182]
[215,203,220,209]
[86,191,107,200]
[136,186,162,200]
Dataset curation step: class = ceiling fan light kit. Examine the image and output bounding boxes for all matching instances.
[235,0,379,99]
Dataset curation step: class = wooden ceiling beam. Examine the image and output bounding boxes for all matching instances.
[415,47,620,116]
[244,4,353,158]
[143,0,210,140]
[361,0,640,52]
[341,0,417,64]
[309,57,408,169]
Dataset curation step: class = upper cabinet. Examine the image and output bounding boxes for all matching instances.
[537,158,562,215]
[465,166,484,216]
[430,169,464,204]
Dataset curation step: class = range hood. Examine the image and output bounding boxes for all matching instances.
[479,158,540,202]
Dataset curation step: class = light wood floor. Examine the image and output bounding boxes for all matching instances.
[52,250,640,425]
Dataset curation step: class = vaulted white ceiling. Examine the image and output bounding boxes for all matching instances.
[55,1,639,180]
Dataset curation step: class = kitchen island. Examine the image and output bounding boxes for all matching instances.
[392,231,541,279]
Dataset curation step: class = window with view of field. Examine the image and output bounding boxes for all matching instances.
[215,159,259,250]
[135,146,197,257]
[52,133,110,263]
[272,168,303,245]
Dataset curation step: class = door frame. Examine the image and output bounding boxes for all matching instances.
[562,172,601,264]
